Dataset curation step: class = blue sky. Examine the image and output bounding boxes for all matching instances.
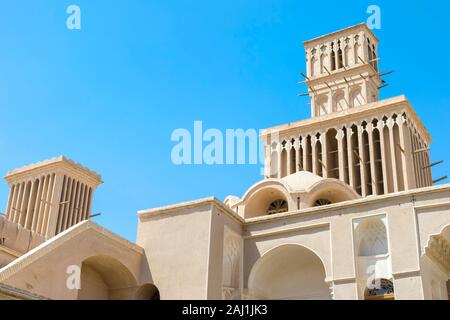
[0,0,449,241]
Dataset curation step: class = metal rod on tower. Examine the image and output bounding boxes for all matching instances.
[423,160,444,170]
[433,176,448,184]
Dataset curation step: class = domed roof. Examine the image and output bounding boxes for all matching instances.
[224,195,240,208]
[281,171,325,192]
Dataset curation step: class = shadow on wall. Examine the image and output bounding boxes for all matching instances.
[77,255,159,300]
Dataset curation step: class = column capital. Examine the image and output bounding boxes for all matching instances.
[336,129,345,140]
[386,117,396,128]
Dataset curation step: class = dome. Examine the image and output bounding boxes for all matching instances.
[224,195,240,208]
[281,171,325,192]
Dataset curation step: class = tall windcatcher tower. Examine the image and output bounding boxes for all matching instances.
[3,156,102,238]
[262,24,436,197]
[303,23,380,117]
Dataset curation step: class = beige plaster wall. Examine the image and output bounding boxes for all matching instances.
[137,202,213,300]
[0,222,149,300]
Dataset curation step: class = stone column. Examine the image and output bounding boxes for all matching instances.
[398,116,413,190]
[40,174,55,236]
[321,132,328,178]
[346,127,355,189]
[24,180,37,229]
[6,184,16,221]
[387,118,399,192]
[367,123,378,194]
[334,41,339,69]
[62,178,74,231]
[306,49,311,77]
[45,174,65,238]
[312,136,318,175]
[86,187,94,220]
[264,140,271,178]
[36,175,50,234]
[337,129,345,182]
[19,182,32,227]
[277,144,282,179]
[295,138,301,172]
[32,176,44,232]
[357,124,367,197]
[14,182,24,224]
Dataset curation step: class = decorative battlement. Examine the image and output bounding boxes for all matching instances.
[5,156,102,186]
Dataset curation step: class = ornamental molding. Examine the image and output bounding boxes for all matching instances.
[425,235,450,275]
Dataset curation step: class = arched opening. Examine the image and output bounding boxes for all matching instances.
[330,42,336,71]
[351,125,362,195]
[382,118,394,193]
[244,186,289,219]
[305,135,312,172]
[422,224,450,300]
[337,41,343,69]
[248,244,330,300]
[364,278,394,300]
[354,218,392,300]
[392,119,405,191]
[135,284,160,300]
[297,137,304,171]
[362,127,373,195]
[310,56,316,77]
[267,199,288,214]
[326,129,339,179]
[289,140,296,175]
[372,123,384,195]
[77,255,138,300]
[315,138,323,177]
[307,181,358,208]
[314,199,332,207]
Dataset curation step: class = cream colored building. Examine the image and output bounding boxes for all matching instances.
[0,24,449,300]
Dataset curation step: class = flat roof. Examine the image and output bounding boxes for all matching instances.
[303,23,379,46]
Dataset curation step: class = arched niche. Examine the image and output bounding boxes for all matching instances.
[247,244,330,300]
[77,255,138,300]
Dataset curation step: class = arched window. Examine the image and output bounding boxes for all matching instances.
[365,278,394,300]
[314,198,332,207]
[337,40,343,69]
[267,199,288,215]
[330,42,336,71]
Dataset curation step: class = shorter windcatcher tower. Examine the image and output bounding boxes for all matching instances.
[4,156,102,238]
[262,23,437,197]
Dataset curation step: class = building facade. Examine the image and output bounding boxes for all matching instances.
[0,24,449,300]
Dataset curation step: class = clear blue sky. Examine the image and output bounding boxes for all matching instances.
[1,1,449,241]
